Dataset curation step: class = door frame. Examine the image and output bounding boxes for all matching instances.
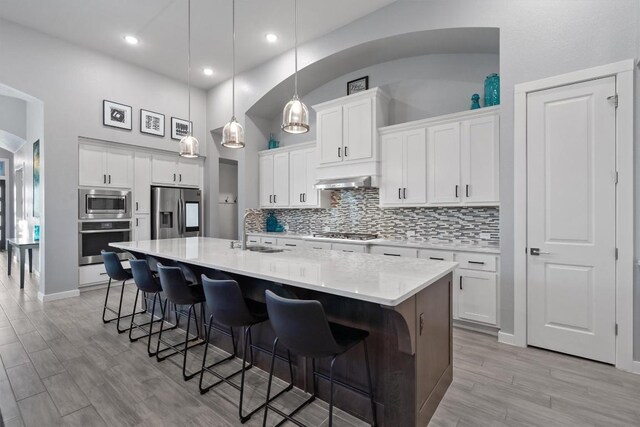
[511,59,635,372]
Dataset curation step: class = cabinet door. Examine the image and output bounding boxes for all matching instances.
[455,269,497,325]
[152,155,178,185]
[178,159,200,187]
[318,106,343,165]
[79,144,107,187]
[342,98,372,161]
[426,122,461,204]
[461,115,499,203]
[134,153,151,214]
[380,132,404,206]
[289,150,307,207]
[272,152,290,207]
[403,128,427,205]
[134,215,151,241]
[259,155,274,207]
[303,148,319,206]
[106,148,133,188]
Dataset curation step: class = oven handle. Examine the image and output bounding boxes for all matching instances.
[79,229,132,234]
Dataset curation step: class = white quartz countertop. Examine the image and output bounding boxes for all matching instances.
[111,237,457,306]
[247,232,500,254]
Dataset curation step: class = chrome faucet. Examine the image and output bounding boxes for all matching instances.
[242,210,259,250]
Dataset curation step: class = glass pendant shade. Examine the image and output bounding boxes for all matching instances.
[282,94,309,134]
[179,134,199,158]
[221,116,245,148]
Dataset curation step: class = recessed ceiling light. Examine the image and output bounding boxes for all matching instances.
[124,35,139,45]
[265,33,278,43]
[203,68,214,76]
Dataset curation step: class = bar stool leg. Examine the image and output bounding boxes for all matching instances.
[102,278,113,323]
[363,341,377,427]
[262,338,279,427]
[183,304,195,380]
[155,299,169,360]
[328,356,337,427]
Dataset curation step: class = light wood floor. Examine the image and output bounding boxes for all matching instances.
[0,254,639,427]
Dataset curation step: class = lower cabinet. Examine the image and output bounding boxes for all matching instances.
[330,242,367,253]
[304,241,332,250]
[79,261,130,287]
[134,215,150,241]
[454,269,497,325]
[369,246,417,257]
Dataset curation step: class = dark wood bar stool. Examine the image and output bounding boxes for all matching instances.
[128,259,179,356]
[199,275,294,423]
[155,263,207,381]
[263,290,377,427]
[101,251,146,333]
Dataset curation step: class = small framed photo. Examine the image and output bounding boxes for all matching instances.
[103,100,132,130]
[140,109,165,137]
[171,117,192,140]
[347,76,369,95]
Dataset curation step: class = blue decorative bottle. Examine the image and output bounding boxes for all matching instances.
[33,225,40,242]
[470,94,481,110]
[484,73,500,106]
[266,211,277,232]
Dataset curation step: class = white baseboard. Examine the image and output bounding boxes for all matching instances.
[632,361,640,375]
[498,331,517,346]
[37,289,80,302]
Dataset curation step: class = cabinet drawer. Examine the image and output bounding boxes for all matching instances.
[369,246,417,258]
[79,261,130,287]
[418,249,454,262]
[304,241,332,250]
[260,237,277,245]
[246,235,260,245]
[330,242,367,253]
[455,253,497,272]
[277,238,301,248]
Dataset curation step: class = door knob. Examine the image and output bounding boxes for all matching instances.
[530,248,550,256]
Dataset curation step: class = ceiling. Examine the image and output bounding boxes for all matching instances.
[0,0,397,89]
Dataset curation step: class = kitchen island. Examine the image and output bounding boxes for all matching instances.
[111,237,456,426]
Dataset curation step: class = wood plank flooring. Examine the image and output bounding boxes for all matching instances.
[0,253,638,426]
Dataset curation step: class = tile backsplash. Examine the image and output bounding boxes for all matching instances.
[246,188,499,245]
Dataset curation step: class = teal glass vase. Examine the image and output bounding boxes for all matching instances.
[484,73,500,106]
[266,211,277,232]
[470,94,481,110]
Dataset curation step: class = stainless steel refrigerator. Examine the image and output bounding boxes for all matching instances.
[151,186,202,239]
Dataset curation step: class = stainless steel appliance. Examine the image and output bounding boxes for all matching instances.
[78,220,131,265]
[314,176,371,190]
[79,189,132,219]
[151,186,202,239]
[312,232,378,240]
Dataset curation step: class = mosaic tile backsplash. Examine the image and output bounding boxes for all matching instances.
[246,188,499,245]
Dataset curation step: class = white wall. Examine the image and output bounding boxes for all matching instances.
[0,95,26,140]
[218,160,238,240]
[263,53,498,148]
[206,0,639,355]
[0,147,15,243]
[0,19,207,297]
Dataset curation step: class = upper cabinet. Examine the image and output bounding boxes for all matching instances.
[151,154,201,187]
[314,88,389,184]
[379,106,499,208]
[79,143,133,188]
[133,152,151,214]
[259,143,329,209]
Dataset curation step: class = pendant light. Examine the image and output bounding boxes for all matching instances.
[179,0,199,158]
[221,0,245,148]
[281,0,309,134]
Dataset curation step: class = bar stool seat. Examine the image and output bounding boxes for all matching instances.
[263,290,377,427]
[199,276,293,423]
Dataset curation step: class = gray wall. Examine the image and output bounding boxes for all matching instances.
[206,0,639,358]
[0,19,207,297]
[0,147,14,245]
[0,95,26,140]
[265,53,499,149]
[218,160,238,240]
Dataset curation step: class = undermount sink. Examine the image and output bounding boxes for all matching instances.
[245,246,285,253]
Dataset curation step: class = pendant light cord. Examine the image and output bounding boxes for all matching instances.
[294,0,298,97]
[187,0,192,133]
[231,0,236,119]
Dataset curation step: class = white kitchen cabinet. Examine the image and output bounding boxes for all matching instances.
[418,249,454,262]
[318,106,343,165]
[304,241,332,250]
[134,215,151,241]
[259,152,289,208]
[461,114,499,204]
[380,129,426,206]
[342,97,373,161]
[277,238,301,248]
[79,144,133,188]
[330,242,367,253]
[368,246,417,257]
[454,269,497,325]
[289,147,328,208]
[151,154,201,187]
[426,122,461,204]
[260,237,277,245]
[134,153,151,214]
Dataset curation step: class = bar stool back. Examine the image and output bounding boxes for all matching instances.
[264,290,377,427]
[101,251,145,333]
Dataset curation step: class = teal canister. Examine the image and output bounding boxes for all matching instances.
[266,211,277,232]
[484,73,500,106]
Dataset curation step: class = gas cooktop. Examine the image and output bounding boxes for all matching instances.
[312,232,378,241]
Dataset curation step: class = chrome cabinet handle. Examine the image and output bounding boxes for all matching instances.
[403,188,407,199]
[108,175,111,184]
[429,257,444,261]
[344,146,348,157]
[173,173,176,182]
[103,174,106,184]
[136,218,139,227]
[284,244,296,247]
[273,194,277,204]
[179,174,182,182]
[459,276,463,290]
[398,188,402,199]
[136,202,139,211]
[455,185,458,198]
[466,184,470,197]
[383,253,401,257]
[338,147,341,158]
[468,261,485,265]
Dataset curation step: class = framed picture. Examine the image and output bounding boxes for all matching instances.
[0,158,7,179]
[140,109,165,137]
[33,140,40,218]
[103,100,132,130]
[347,76,369,95]
[171,117,192,140]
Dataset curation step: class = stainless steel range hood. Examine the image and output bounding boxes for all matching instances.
[314,176,371,190]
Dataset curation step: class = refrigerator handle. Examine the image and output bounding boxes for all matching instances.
[177,198,182,236]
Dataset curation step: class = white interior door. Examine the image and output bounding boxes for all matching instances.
[526,76,617,364]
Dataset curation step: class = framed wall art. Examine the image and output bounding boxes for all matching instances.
[171,117,192,140]
[347,76,369,95]
[103,100,132,130]
[140,109,165,137]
